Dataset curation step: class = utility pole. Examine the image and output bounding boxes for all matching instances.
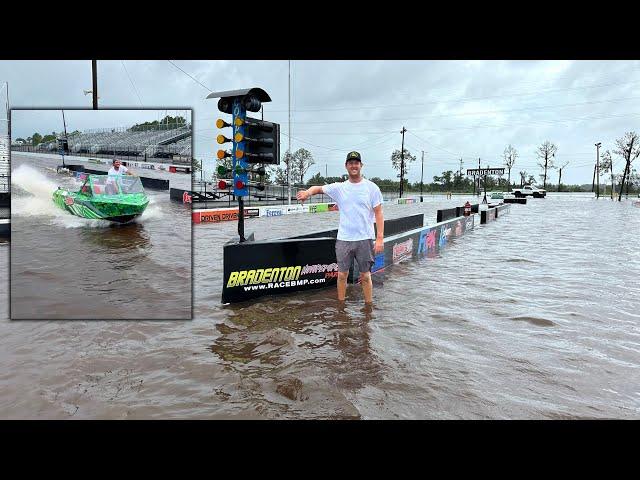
[92,60,98,110]
[399,126,406,198]
[595,142,601,198]
[287,60,291,205]
[5,82,9,139]
[420,150,424,201]
[325,163,327,179]
[558,161,569,192]
[592,164,596,192]
[477,157,481,196]
[61,110,68,168]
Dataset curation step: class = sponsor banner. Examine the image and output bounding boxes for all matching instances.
[392,238,413,264]
[467,168,505,176]
[396,197,417,205]
[309,203,329,213]
[264,207,284,217]
[182,191,192,204]
[194,208,239,224]
[245,208,260,218]
[222,238,338,303]
[362,215,475,279]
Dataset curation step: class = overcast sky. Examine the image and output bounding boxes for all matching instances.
[1,60,639,184]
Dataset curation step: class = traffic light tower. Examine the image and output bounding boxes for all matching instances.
[208,88,280,242]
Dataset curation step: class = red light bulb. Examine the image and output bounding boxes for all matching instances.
[235,180,245,190]
[218,180,228,189]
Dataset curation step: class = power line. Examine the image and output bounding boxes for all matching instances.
[263,78,640,114]
[121,61,143,107]
[167,60,212,92]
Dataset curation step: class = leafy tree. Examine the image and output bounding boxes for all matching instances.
[390,148,416,176]
[293,148,315,184]
[306,172,324,186]
[31,133,43,145]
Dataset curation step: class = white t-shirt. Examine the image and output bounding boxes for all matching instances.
[322,178,383,241]
[108,165,128,176]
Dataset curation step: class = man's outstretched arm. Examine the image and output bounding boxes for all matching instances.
[296,185,324,202]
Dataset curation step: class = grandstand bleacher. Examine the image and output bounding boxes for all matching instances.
[14,123,192,163]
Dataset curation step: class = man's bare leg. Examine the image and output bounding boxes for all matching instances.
[360,272,373,303]
[337,271,349,301]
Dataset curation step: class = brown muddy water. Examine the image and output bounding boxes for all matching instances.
[1,192,639,419]
[9,155,191,319]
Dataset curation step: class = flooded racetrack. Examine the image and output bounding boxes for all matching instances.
[9,154,191,319]
[1,191,639,418]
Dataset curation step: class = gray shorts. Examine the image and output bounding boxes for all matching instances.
[335,239,375,273]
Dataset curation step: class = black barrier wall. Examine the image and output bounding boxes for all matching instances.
[287,213,424,241]
[67,165,170,190]
[0,192,9,208]
[436,207,458,223]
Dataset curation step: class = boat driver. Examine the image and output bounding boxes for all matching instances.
[106,159,132,194]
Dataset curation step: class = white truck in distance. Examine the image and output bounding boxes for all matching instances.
[512,184,547,198]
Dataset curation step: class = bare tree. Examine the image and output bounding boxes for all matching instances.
[519,170,528,187]
[614,132,640,201]
[293,148,315,185]
[599,150,614,199]
[536,141,557,189]
[503,144,518,191]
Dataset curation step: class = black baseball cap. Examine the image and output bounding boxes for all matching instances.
[345,151,362,162]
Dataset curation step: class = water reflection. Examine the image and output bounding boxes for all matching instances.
[209,298,384,418]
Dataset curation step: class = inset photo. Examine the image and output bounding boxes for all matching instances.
[10,109,193,319]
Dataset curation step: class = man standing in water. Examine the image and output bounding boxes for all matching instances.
[296,151,384,303]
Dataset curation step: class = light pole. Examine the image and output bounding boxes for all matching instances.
[399,127,406,198]
[595,142,601,199]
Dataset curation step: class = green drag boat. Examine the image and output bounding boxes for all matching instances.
[53,174,149,224]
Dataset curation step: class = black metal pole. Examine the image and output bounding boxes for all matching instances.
[238,197,245,242]
[61,109,68,168]
[420,150,424,201]
[400,126,406,198]
[92,60,98,110]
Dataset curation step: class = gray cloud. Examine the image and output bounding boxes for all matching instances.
[1,59,639,184]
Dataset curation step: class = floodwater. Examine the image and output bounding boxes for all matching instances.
[1,192,639,418]
[9,155,191,319]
